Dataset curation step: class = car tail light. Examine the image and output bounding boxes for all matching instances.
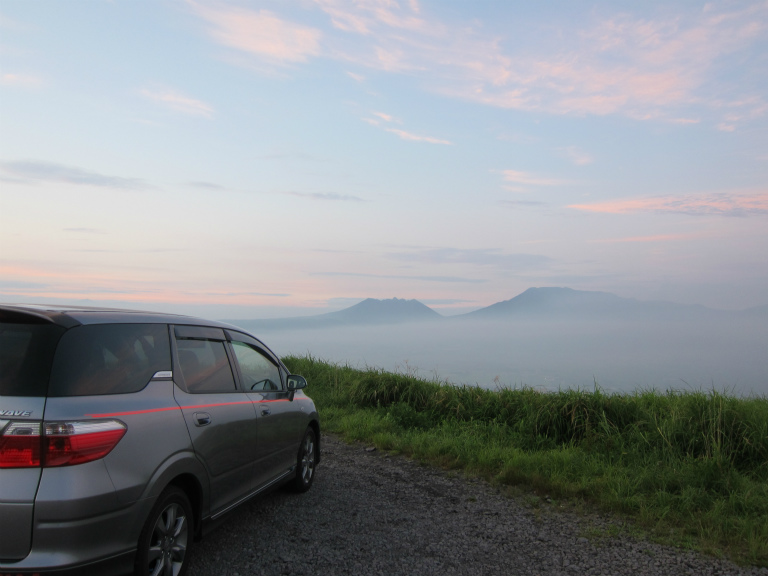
[0,420,126,468]
[0,421,42,468]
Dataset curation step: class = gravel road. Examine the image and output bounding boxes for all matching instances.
[188,434,765,576]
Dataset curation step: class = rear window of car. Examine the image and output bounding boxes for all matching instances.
[0,320,66,397]
[49,324,171,396]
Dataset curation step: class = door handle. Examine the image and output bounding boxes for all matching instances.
[194,412,211,426]
[261,407,271,416]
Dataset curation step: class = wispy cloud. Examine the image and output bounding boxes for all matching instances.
[189,2,322,63]
[500,170,565,186]
[364,109,451,144]
[281,191,364,201]
[1,73,42,87]
[187,2,768,127]
[312,271,485,283]
[371,111,398,123]
[500,200,548,208]
[140,88,213,117]
[383,128,452,145]
[593,233,692,244]
[389,247,552,270]
[570,192,768,217]
[558,146,594,166]
[0,160,149,189]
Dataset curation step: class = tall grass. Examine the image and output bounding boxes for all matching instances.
[284,354,768,566]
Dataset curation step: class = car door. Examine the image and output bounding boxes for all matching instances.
[172,325,259,515]
[226,331,302,487]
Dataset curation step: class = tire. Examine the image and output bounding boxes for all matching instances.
[289,427,317,493]
[134,486,193,576]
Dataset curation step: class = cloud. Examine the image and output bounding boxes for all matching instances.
[187,1,767,126]
[570,192,768,217]
[1,73,42,87]
[0,160,149,189]
[140,88,213,117]
[372,111,397,123]
[190,2,321,63]
[312,0,430,35]
[201,291,290,297]
[558,146,594,166]
[592,233,692,244]
[281,191,364,201]
[500,200,548,207]
[313,271,485,283]
[363,111,449,144]
[389,247,552,270]
[383,128,452,145]
[500,170,565,186]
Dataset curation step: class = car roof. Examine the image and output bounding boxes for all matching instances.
[0,303,239,330]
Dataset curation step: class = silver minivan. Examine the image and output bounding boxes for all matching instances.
[0,304,320,576]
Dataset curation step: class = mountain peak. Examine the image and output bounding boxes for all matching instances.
[328,297,442,323]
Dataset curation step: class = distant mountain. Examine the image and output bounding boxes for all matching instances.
[227,297,442,331]
[324,298,441,323]
[463,287,718,321]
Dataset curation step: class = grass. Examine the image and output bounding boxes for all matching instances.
[283,354,768,567]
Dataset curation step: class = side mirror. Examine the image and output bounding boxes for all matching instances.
[286,374,307,391]
[286,375,307,401]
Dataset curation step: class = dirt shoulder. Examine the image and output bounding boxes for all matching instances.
[189,433,766,576]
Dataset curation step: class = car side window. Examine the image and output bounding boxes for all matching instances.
[177,338,236,393]
[230,341,282,392]
[49,324,171,396]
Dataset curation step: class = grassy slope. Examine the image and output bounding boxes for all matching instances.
[283,355,768,567]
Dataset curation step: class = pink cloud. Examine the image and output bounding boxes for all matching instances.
[185,2,767,125]
[384,128,452,145]
[1,73,42,87]
[570,192,768,216]
[372,111,397,123]
[500,170,565,186]
[558,146,594,166]
[312,0,430,35]
[190,3,321,63]
[140,88,213,117]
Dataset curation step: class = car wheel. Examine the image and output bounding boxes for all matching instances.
[290,427,317,493]
[135,485,193,576]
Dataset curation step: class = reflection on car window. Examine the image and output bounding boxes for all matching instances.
[177,339,236,393]
[49,324,170,397]
[231,341,282,391]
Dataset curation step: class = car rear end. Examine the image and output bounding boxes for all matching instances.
[0,306,192,575]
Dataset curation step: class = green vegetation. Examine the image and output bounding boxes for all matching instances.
[283,354,768,566]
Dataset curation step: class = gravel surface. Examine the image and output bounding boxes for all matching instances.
[188,434,766,576]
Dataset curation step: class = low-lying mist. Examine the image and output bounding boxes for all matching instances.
[237,316,768,397]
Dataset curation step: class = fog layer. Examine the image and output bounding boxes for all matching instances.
[239,317,768,397]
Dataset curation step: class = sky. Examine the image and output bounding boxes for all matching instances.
[1,0,767,319]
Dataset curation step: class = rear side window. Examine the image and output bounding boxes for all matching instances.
[176,339,236,393]
[49,324,171,396]
[0,321,65,397]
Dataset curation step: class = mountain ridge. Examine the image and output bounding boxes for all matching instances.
[226,288,752,330]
